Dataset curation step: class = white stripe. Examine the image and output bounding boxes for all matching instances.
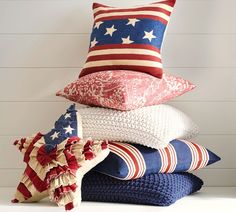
[164,145,174,173]
[117,142,146,178]
[21,175,37,195]
[189,142,200,171]
[168,144,177,173]
[182,140,197,171]
[197,145,205,169]
[189,142,198,170]
[159,148,168,173]
[129,144,146,178]
[146,3,173,12]
[132,146,146,177]
[203,147,210,167]
[116,143,142,178]
[84,60,163,69]
[162,148,168,172]
[88,48,161,59]
[195,143,207,170]
[110,145,135,180]
[94,11,170,22]
[93,3,173,14]
[199,146,209,169]
[192,143,205,170]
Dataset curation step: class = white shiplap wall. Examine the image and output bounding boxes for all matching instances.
[0,0,236,187]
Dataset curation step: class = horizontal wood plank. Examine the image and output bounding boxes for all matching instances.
[194,169,236,187]
[0,68,236,102]
[0,168,235,187]
[0,0,235,34]
[0,68,80,102]
[0,34,236,67]
[0,135,230,169]
[0,34,89,67]
[167,68,236,102]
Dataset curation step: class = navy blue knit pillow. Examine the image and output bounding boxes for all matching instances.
[82,172,203,206]
[94,139,220,180]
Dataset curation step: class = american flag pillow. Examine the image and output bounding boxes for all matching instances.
[12,105,110,210]
[94,139,221,180]
[79,0,176,79]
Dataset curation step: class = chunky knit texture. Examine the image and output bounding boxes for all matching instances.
[82,172,203,206]
[79,104,199,149]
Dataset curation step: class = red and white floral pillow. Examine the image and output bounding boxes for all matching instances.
[57,71,195,111]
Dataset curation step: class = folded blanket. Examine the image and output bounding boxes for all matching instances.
[82,172,203,206]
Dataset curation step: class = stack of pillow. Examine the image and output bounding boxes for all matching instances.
[12,0,220,211]
[56,0,220,207]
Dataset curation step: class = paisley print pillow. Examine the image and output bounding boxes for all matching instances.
[56,71,195,111]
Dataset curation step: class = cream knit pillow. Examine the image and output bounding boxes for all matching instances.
[79,104,199,149]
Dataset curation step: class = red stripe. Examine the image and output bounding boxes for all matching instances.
[111,142,140,179]
[89,44,160,53]
[153,0,176,7]
[128,145,146,177]
[168,144,177,172]
[25,165,48,192]
[83,140,95,160]
[95,15,168,25]
[94,7,171,18]
[53,183,77,200]
[93,3,110,9]
[86,54,162,63]
[79,65,163,79]
[164,147,171,173]
[101,140,108,150]
[159,149,165,172]
[63,148,80,174]
[19,138,26,151]
[11,199,19,203]
[191,142,203,170]
[202,147,209,167]
[24,133,43,163]
[65,202,74,211]
[93,0,176,10]
[13,140,19,146]
[17,182,32,199]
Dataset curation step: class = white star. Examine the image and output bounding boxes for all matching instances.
[90,38,98,47]
[122,36,134,44]
[64,113,71,119]
[143,30,157,42]
[50,131,60,140]
[126,18,140,27]
[94,21,103,29]
[105,25,117,36]
[64,125,74,134]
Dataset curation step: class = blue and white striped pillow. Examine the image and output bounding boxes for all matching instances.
[94,139,221,180]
